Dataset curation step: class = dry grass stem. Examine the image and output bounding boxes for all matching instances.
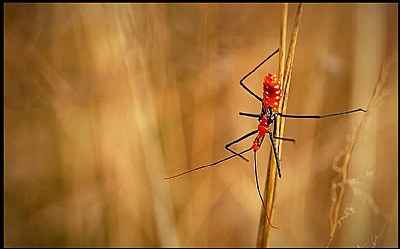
[278,3,288,82]
[326,61,390,248]
[256,3,303,248]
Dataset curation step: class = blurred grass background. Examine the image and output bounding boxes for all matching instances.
[4,3,398,247]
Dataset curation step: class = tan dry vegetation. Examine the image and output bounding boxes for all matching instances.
[4,3,398,247]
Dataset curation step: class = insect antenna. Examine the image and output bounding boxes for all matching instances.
[253,137,279,229]
[164,147,253,180]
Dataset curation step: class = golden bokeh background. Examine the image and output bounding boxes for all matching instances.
[4,3,398,247]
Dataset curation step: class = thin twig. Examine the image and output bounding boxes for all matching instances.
[256,3,303,247]
[326,61,390,248]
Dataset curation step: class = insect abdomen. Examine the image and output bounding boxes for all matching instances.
[263,73,282,112]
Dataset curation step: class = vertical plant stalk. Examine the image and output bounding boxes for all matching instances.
[256,3,303,247]
[278,4,288,82]
[326,61,389,248]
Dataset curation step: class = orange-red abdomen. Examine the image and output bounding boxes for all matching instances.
[263,73,282,112]
[252,73,282,152]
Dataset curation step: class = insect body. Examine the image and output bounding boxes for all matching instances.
[165,48,366,228]
[253,73,282,152]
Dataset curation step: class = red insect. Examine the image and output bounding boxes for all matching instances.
[165,48,366,228]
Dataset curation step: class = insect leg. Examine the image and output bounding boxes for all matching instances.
[272,117,296,143]
[274,136,295,143]
[239,48,279,102]
[268,131,282,178]
[225,129,258,162]
[239,112,261,118]
[276,108,366,119]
